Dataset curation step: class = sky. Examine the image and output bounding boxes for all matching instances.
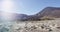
[0,0,60,15]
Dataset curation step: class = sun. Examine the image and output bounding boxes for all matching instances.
[1,0,15,20]
[1,0,14,12]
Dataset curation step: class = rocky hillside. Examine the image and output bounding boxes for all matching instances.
[36,7,60,18]
[1,7,60,21]
[23,7,60,21]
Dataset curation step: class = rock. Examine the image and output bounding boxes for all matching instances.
[11,19,60,32]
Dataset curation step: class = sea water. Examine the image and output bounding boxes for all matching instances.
[0,19,14,32]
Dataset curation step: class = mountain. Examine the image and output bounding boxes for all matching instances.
[1,7,60,21]
[36,7,60,18]
[14,14,29,21]
[24,7,60,21]
[15,7,60,21]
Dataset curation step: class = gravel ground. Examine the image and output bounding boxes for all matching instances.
[11,19,60,32]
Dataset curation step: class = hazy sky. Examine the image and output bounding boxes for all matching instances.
[0,0,60,15]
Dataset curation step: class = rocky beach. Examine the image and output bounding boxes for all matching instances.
[10,19,60,32]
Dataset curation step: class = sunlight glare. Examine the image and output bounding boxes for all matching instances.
[1,0,15,20]
[1,0,14,12]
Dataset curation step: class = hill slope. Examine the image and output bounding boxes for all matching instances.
[36,7,60,18]
[1,7,60,21]
[24,7,60,21]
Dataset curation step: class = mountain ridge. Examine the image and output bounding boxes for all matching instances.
[1,7,60,21]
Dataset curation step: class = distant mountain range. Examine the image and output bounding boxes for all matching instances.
[15,7,60,21]
[1,7,60,21]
